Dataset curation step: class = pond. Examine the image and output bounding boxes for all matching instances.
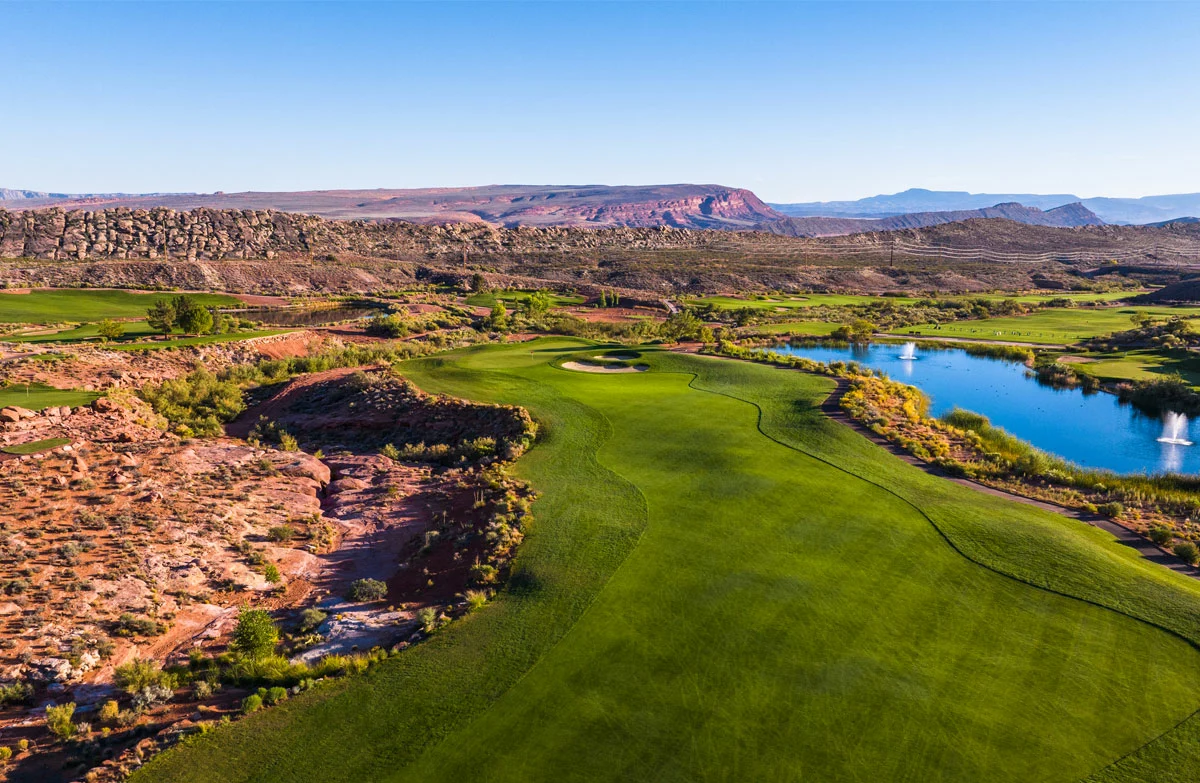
[223,303,383,327]
[778,341,1197,476]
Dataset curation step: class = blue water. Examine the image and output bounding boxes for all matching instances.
[778,342,1196,475]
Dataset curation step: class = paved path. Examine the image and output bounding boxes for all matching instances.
[821,378,1200,581]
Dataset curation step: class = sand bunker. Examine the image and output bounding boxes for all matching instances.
[562,361,649,374]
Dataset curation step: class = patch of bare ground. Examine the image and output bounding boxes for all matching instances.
[563,305,660,323]
[0,396,332,749]
[1057,355,1095,364]
[1,331,330,392]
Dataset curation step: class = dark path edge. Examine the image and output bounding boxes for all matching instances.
[820,377,1200,581]
[669,360,1200,783]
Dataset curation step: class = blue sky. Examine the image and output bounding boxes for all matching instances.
[4,1,1200,201]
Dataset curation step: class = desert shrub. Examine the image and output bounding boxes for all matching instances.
[1097,502,1125,519]
[232,608,279,659]
[115,613,164,637]
[265,686,288,705]
[379,443,401,461]
[45,702,76,740]
[464,589,489,611]
[0,680,33,707]
[263,563,282,583]
[1148,526,1174,546]
[1173,541,1200,565]
[141,369,245,436]
[0,746,10,764]
[267,525,295,543]
[365,313,411,338]
[132,684,174,710]
[98,700,120,723]
[418,607,444,634]
[298,608,327,633]
[114,659,172,694]
[193,680,215,700]
[241,694,263,714]
[348,578,387,602]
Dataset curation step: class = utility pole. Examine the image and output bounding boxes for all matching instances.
[889,239,894,268]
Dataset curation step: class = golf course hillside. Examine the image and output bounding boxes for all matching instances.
[136,340,1200,783]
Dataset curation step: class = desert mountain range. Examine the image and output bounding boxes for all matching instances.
[3,183,1197,234]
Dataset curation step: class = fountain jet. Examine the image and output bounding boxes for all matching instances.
[1157,411,1193,446]
[899,342,917,361]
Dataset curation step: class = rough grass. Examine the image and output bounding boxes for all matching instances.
[465,289,586,308]
[135,341,1200,783]
[0,383,99,411]
[894,306,1200,345]
[0,288,239,324]
[1,437,70,455]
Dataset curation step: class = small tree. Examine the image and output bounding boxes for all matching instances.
[146,298,177,334]
[45,702,77,740]
[177,303,214,336]
[487,301,508,331]
[470,273,488,292]
[518,290,553,319]
[1148,526,1174,546]
[97,319,125,342]
[232,608,279,659]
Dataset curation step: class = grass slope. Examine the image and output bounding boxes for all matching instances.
[135,341,1200,783]
[893,306,1200,345]
[0,289,239,324]
[0,383,99,411]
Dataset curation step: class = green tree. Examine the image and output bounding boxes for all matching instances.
[661,310,703,342]
[146,298,177,334]
[231,608,279,659]
[487,301,508,331]
[97,319,125,342]
[177,303,214,335]
[519,290,554,319]
[598,290,609,308]
[470,273,488,292]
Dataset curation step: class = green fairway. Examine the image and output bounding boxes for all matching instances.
[0,382,99,411]
[745,319,845,335]
[893,305,1200,345]
[465,289,586,308]
[1,437,71,455]
[1067,349,1200,386]
[0,288,239,324]
[136,341,1200,783]
[691,293,920,310]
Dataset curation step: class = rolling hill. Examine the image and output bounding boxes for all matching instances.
[758,202,1103,237]
[772,188,1200,225]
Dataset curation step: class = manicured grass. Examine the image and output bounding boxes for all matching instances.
[691,293,920,310]
[1,437,70,455]
[103,329,290,351]
[0,288,239,324]
[893,306,1200,345]
[0,383,99,411]
[9,320,160,344]
[136,342,1200,783]
[465,289,586,308]
[745,319,845,335]
[1065,349,1200,386]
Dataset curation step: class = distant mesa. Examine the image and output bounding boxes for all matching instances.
[0,184,782,231]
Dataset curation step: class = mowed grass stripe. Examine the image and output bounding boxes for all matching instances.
[136,342,1200,782]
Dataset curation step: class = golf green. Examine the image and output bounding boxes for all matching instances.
[135,339,1200,783]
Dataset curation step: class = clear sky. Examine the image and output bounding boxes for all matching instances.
[5,1,1200,202]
